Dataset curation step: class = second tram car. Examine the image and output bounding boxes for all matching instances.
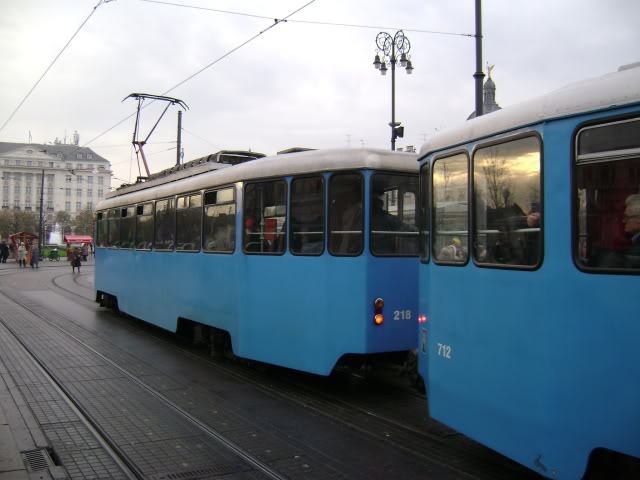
[417,64,640,479]
[95,148,419,376]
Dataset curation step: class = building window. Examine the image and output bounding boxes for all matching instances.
[76,188,82,196]
[14,185,20,195]
[77,175,83,183]
[76,163,82,169]
[66,188,71,197]
[98,176,104,184]
[66,163,72,169]
[76,202,81,211]
[26,149,33,155]
[87,154,93,159]
[56,152,62,158]
[13,200,19,208]
[87,202,93,210]
[38,161,43,167]
[87,189,93,197]
[26,186,32,196]
[14,160,21,166]
[25,201,31,208]
[3,160,8,166]
[76,154,82,159]
[47,200,53,209]
[27,161,32,167]
[88,176,93,184]
[47,187,53,196]
[49,162,54,167]
[25,174,32,182]
[66,175,72,183]
[2,200,7,207]
[65,202,70,211]
[98,189,103,198]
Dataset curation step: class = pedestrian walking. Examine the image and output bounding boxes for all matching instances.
[81,243,89,261]
[0,241,8,263]
[30,245,40,268]
[17,242,27,268]
[71,248,82,273]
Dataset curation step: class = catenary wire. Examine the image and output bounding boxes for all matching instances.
[79,0,317,152]
[0,0,114,136]
[140,0,475,37]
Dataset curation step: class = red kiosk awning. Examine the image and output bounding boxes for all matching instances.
[64,235,93,244]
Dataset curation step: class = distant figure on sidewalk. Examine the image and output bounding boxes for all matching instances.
[17,242,27,268]
[81,243,89,261]
[30,245,40,268]
[0,241,8,263]
[71,247,82,273]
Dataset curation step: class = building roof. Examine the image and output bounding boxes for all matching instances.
[0,142,110,165]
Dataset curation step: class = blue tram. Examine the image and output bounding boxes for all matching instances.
[417,63,640,478]
[95,148,419,376]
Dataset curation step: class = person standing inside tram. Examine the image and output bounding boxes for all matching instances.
[622,193,640,265]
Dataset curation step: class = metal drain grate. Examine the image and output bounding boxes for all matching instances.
[149,462,252,479]
[21,448,55,472]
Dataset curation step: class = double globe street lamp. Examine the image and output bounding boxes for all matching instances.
[373,30,414,151]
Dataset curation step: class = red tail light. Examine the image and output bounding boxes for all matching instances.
[419,315,428,323]
[374,297,384,325]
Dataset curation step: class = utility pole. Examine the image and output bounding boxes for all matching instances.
[473,0,485,117]
[176,110,183,166]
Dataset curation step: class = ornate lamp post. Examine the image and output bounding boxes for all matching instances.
[373,30,414,151]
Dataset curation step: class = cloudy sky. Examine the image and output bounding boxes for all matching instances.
[1,0,639,188]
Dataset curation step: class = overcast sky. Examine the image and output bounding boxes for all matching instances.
[1,0,639,188]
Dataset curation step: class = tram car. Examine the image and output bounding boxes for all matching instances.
[95,148,419,376]
[417,63,640,479]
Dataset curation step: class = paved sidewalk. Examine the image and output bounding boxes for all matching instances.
[0,255,94,271]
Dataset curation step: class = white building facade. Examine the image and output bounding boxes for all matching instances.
[0,141,112,216]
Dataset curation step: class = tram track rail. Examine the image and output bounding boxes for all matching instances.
[0,285,292,480]
[42,267,541,480]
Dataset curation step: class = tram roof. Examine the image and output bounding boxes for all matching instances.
[98,148,418,209]
[419,63,640,158]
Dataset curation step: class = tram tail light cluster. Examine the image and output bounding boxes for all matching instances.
[374,297,384,325]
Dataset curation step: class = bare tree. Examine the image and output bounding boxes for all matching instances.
[480,147,512,209]
[72,206,95,236]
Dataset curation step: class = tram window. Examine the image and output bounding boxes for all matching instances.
[290,176,324,255]
[176,193,202,252]
[575,118,640,271]
[154,198,175,251]
[203,187,235,253]
[96,211,108,248]
[473,136,541,267]
[371,173,418,256]
[135,203,153,250]
[243,180,287,254]
[107,208,120,248]
[120,207,135,249]
[432,154,468,263]
[329,173,363,256]
[419,163,431,262]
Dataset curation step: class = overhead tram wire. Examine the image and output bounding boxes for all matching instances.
[78,0,318,152]
[140,0,475,38]
[0,0,115,136]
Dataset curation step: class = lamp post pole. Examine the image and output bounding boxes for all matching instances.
[373,30,414,151]
[38,169,44,251]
